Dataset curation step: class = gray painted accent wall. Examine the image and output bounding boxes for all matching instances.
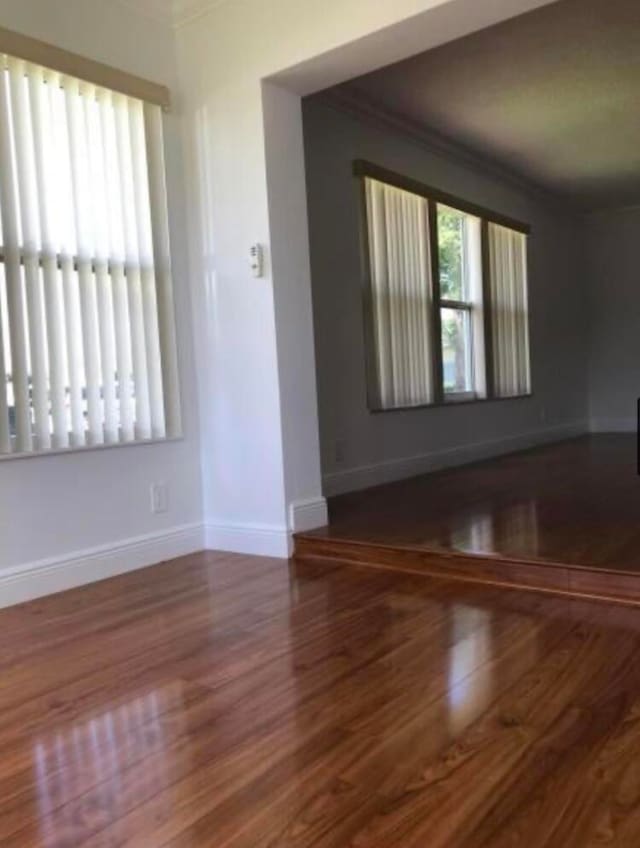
[303,97,590,494]
[586,208,640,433]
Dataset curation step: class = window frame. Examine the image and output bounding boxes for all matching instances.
[355,159,532,413]
[438,303,475,400]
[0,55,181,460]
[432,204,484,402]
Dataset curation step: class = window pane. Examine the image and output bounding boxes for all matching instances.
[437,205,468,300]
[441,307,473,394]
[437,204,482,303]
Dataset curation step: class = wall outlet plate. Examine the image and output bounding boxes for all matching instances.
[150,482,169,514]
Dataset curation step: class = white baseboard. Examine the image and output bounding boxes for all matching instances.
[323,420,588,496]
[205,496,327,559]
[205,520,292,558]
[289,496,328,533]
[0,523,205,610]
[590,417,636,433]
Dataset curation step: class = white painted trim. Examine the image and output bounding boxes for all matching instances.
[323,421,588,496]
[590,417,636,433]
[205,520,292,558]
[204,499,328,559]
[289,497,328,533]
[0,435,183,464]
[0,523,204,609]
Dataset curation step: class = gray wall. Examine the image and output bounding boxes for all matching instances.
[586,208,640,432]
[302,97,590,495]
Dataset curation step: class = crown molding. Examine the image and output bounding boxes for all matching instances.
[316,84,578,216]
[110,0,174,27]
[109,0,235,29]
[171,0,234,28]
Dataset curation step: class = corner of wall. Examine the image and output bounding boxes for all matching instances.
[289,496,328,533]
[204,520,292,558]
[202,495,328,560]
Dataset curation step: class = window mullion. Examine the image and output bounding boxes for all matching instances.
[427,199,444,404]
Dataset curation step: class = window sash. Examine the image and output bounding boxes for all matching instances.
[440,304,475,396]
[358,163,531,412]
[434,204,485,401]
[440,298,472,311]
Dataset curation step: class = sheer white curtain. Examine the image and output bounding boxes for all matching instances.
[0,55,178,454]
[364,178,434,409]
[488,223,531,397]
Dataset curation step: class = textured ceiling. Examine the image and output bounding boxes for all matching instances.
[330,0,640,211]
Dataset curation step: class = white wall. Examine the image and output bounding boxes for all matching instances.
[176,0,560,553]
[0,0,203,603]
[586,207,640,432]
[303,98,589,494]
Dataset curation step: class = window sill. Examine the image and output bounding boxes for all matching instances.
[369,393,533,414]
[443,391,478,404]
[0,433,185,462]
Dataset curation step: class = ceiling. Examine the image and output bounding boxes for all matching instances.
[116,0,227,27]
[328,0,640,211]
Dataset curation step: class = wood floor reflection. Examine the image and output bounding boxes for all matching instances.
[3,550,640,845]
[297,435,640,604]
[307,435,640,570]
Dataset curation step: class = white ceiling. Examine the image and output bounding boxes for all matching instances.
[327,0,640,211]
[116,0,228,27]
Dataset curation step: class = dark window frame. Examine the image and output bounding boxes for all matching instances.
[355,159,533,413]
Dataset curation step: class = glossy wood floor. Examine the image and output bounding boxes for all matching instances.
[5,550,640,846]
[304,436,640,570]
[297,435,640,603]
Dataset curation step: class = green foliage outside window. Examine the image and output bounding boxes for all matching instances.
[438,207,465,301]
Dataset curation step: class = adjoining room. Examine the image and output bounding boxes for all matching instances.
[297,0,640,604]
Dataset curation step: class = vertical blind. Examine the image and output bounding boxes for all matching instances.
[365,177,434,409]
[0,55,180,455]
[362,171,531,410]
[488,223,531,398]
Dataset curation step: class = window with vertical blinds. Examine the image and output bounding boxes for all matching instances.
[358,162,531,411]
[488,223,531,397]
[0,54,180,456]
[364,177,434,409]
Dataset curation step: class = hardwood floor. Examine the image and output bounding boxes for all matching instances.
[4,549,640,845]
[297,435,640,604]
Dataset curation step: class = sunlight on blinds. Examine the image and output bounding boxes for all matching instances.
[0,55,179,455]
[488,223,531,398]
[364,177,434,409]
